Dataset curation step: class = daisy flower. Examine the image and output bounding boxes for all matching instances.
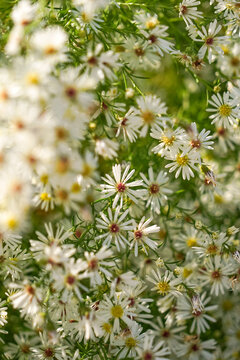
[98,293,135,332]
[178,337,216,360]
[31,26,67,64]
[151,125,187,156]
[165,149,199,180]
[207,92,239,128]
[151,317,185,354]
[96,207,134,251]
[136,95,168,137]
[100,164,143,208]
[122,37,160,70]
[174,225,202,255]
[192,232,227,257]
[140,167,172,214]
[84,246,115,285]
[179,0,203,28]
[147,269,181,299]
[195,19,229,63]
[129,216,160,256]
[184,122,214,157]
[112,322,145,359]
[116,107,141,143]
[199,255,235,296]
[136,334,170,360]
[95,138,119,159]
[141,26,174,57]
[176,293,217,334]
[10,282,42,316]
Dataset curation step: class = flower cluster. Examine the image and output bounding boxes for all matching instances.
[0,0,240,359]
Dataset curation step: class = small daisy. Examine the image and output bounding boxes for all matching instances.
[95,138,119,159]
[140,167,172,214]
[179,0,203,28]
[141,26,174,57]
[116,107,141,143]
[176,293,217,334]
[165,149,199,180]
[84,246,115,285]
[122,37,160,70]
[10,282,42,316]
[31,26,67,64]
[129,216,160,256]
[184,122,214,157]
[151,125,187,156]
[195,19,229,63]
[136,334,170,360]
[199,255,235,296]
[207,92,239,128]
[147,269,181,299]
[178,337,216,360]
[112,323,145,359]
[98,293,135,332]
[136,95,168,137]
[192,232,227,257]
[100,163,143,208]
[96,207,134,251]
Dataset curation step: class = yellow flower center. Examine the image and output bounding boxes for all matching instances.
[71,182,81,193]
[157,281,170,295]
[40,174,49,185]
[207,244,218,255]
[40,192,51,201]
[183,268,193,278]
[111,305,123,318]
[125,337,137,348]
[7,218,18,230]
[26,72,40,85]
[186,237,197,247]
[102,323,112,333]
[145,18,158,29]
[176,154,189,166]
[81,164,93,177]
[141,111,155,124]
[161,134,175,146]
[218,104,232,117]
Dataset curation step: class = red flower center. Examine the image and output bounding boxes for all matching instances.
[110,223,120,233]
[150,183,159,194]
[134,230,143,239]
[117,182,126,193]
[205,37,214,46]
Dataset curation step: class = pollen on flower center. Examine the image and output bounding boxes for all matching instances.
[161,134,175,146]
[207,244,218,255]
[109,223,120,233]
[125,337,137,348]
[180,5,188,14]
[187,237,197,247]
[134,47,145,57]
[116,182,126,192]
[191,139,201,148]
[66,274,75,285]
[176,154,189,166]
[150,183,160,194]
[134,230,143,239]
[218,104,232,117]
[44,347,55,357]
[142,110,155,124]
[157,281,170,295]
[211,270,221,280]
[102,322,112,333]
[143,351,153,360]
[88,258,98,270]
[111,305,123,318]
[40,192,51,201]
[145,17,158,29]
[205,37,214,46]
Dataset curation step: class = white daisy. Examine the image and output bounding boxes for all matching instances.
[100,164,143,208]
[96,207,133,251]
[140,167,172,214]
[129,217,160,256]
[207,92,239,128]
[179,0,203,28]
[147,269,181,299]
[195,19,229,63]
[165,149,199,180]
[151,125,187,156]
